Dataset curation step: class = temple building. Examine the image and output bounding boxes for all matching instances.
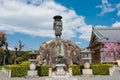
[89,27,120,64]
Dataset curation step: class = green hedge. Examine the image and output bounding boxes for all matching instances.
[19,61,30,66]
[4,63,113,77]
[5,62,52,77]
[36,65,52,76]
[4,65,29,77]
[4,61,30,77]
[69,64,113,76]
[69,65,82,75]
[91,64,113,75]
[0,66,3,70]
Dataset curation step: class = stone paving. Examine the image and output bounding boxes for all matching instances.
[0,75,120,80]
[0,67,120,80]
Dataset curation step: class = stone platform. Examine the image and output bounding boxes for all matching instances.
[45,77,78,80]
[82,69,93,77]
[1,69,120,80]
[82,69,93,75]
[27,70,38,76]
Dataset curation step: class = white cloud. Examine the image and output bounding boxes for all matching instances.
[8,47,14,50]
[75,25,92,41]
[95,25,108,28]
[96,0,120,16]
[116,3,120,16]
[1,0,120,49]
[96,0,115,16]
[112,21,120,27]
[75,42,82,45]
[117,11,120,16]
[0,0,92,42]
[1,0,119,44]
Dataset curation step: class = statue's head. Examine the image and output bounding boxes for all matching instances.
[53,15,62,21]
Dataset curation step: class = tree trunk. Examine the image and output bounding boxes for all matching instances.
[14,55,16,64]
[3,55,6,65]
[0,55,3,65]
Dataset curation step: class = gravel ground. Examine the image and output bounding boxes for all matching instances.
[0,70,120,80]
[1,76,120,80]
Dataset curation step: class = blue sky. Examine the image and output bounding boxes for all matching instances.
[0,0,120,50]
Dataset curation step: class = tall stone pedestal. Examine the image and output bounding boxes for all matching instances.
[27,60,38,77]
[47,64,78,80]
[82,69,93,77]
[27,70,38,76]
[52,64,68,77]
[49,65,72,77]
[82,69,92,74]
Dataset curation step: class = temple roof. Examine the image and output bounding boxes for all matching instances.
[90,27,120,46]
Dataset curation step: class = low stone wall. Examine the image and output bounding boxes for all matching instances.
[109,65,115,76]
[49,67,72,77]
[2,67,11,77]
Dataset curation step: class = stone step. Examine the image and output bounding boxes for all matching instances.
[112,67,120,75]
[45,77,78,80]
[0,70,9,80]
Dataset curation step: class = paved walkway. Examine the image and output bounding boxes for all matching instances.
[112,67,120,76]
[0,67,120,80]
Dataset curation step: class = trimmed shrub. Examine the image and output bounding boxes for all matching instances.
[36,66,41,76]
[20,61,30,66]
[69,65,82,75]
[4,61,30,77]
[5,62,51,77]
[0,66,3,70]
[36,65,52,76]
[4,64,29,77]
[4,62,113,77]
[69,64,112,76]
[40,65,52,76]
[91,64,113,75]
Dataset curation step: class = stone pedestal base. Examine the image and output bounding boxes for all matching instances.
[45,77,78,80]
[27,70,38,77]
[82,69,93,75]
[48,65,72,77]
[82,69,93,77]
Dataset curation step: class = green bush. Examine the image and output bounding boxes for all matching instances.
[69,65,82,75]
[36,66,41,76]
[91,64,113,75]
[69,64,113,76]
[0,66,3,70]
[4,62,52,77]
[4,61,30,77]
[20,61,30,66]
[36,65,52,76]
[4,63,113,77]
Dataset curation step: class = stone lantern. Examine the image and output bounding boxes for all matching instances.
[82,62,93,77]
[27,51,38,77]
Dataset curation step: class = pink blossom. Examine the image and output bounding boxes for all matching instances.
[103,42,120,53]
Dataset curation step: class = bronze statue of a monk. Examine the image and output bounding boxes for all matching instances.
[53,15,63,39]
